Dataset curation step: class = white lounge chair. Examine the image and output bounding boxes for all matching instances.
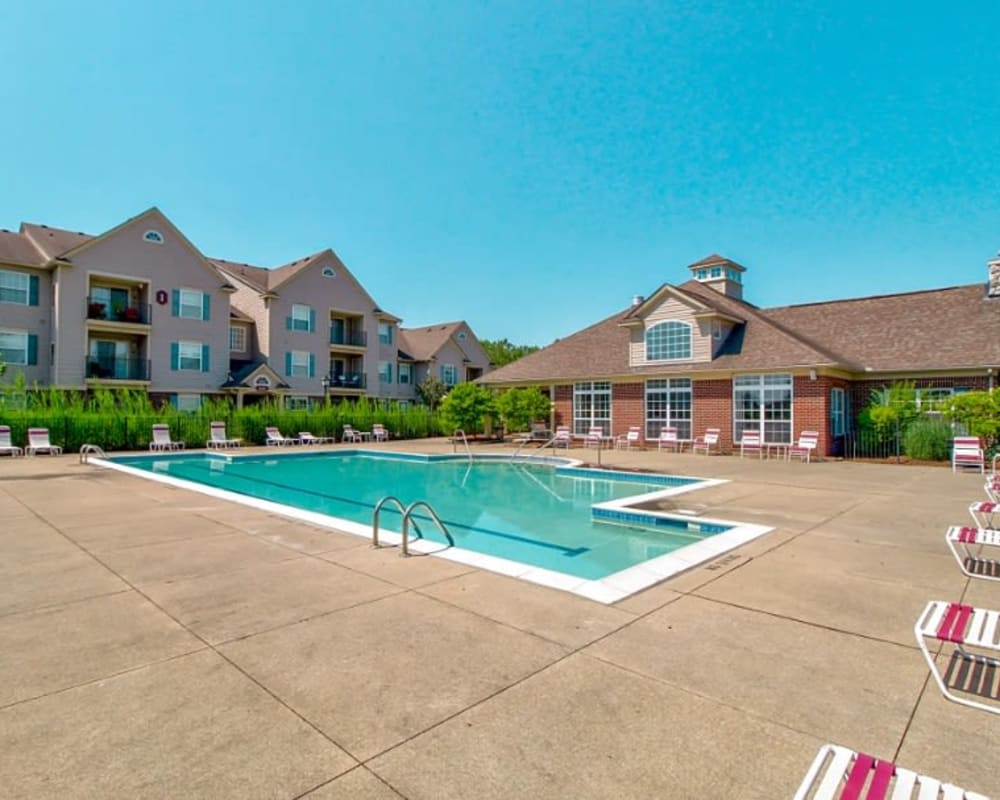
[986,474,1000,504]
[25,428,62,456]
[968,501,998,530]
[615,426,641,451]
[656,427,683,452]
[915,599,1000,715]
[0,425,23,457]
[265,426,299,446]
[794,742,988,800]
[738,431,762,459]
[788,430,819,463]
[342,424,364,443]
[952,436,985,473]
[150,424,184,452]
[691,427,720,455]
[946,526,1000,581]
[553,425,571,449]
[298,431,335,445]
[372,423,389,442]
[584,426,609,448]
[206,421,242,449]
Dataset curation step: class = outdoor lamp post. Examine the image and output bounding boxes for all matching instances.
[321,375,330,407]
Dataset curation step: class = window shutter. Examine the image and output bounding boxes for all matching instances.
[27,334,38,365]
[308,353,315,378]
[285,316,292,331]
[309,308,316,333]
[202,294,211,321]
[28,275,39,306]
[201,344,210,372]
[170,342,179,371]
[387,363,392,382]
[169,394,178,409]
[171,290,180,317]
[285,351,292,376]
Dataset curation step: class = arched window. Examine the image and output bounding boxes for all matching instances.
[645,321,692,361]
[321,266,336,278]
[143,230,164,244]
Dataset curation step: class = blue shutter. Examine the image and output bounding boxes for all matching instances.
[170,342,179,371]
[169,394,178,409]
[202,294,211,321]
[285,315,293,331]
[28,275,39,306]
[309,308,316,333]
[171,289,180,317]
[27,334,38,365]
[284,351,292,376]
[201,344,210,372]
[308,353,315,378]
[387,362,392,383]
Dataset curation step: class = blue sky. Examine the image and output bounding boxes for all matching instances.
[3,1,999,345]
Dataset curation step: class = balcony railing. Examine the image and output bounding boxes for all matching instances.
[325,373,367,390]
[85,357,151,381]
[86,297,151,324]
[329,327,367,347]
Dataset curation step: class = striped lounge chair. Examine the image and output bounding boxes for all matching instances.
[946,526,1000,581]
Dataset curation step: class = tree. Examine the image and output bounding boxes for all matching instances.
[439,383,495,434]
[481,338,539,368]
[494,387,551,433]
[416,376,447,410]
[943,389,1000,450]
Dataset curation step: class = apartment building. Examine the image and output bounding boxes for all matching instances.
[0,207,493,407]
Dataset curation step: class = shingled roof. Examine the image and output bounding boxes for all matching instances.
[210,251,329,293]
[398,321,472,362]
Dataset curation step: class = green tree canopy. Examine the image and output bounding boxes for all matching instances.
[482,338,539,368]
[416,376,447,409]
[439,383,495,434]
[494,387,551,432]
[943,389,1000,450]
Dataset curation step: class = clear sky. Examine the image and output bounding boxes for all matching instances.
[2,1,999,346]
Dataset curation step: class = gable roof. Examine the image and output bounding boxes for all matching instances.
[0,229,47,266]
[21,223,94,261]
[398,320,490,364]
[210,250,329,293]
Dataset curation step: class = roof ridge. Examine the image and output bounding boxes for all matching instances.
[765,282,982,312]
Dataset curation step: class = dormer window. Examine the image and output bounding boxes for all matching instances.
[710,266,722,278]
[695,269,708,280]
[645,320,692,361]
[143,230,164,244]
[726,269,742,283]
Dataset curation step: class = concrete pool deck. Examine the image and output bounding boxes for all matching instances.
[1,439,998,798]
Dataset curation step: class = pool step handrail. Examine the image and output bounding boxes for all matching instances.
[79,443,107,464]
[452,429,472,461]
[511,433,560,460]
[401,500,454,556]
[372,495,407,548]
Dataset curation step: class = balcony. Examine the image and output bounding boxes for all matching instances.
[329,327,367,348]
[86,297,152,325]
[84,357,151,382]
[325,373,367,390]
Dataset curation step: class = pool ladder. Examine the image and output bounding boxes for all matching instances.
[372,496,455,557]
[79,443,107,464]
[452,429,472,461]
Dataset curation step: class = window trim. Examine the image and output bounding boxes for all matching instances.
[0,269,30,305]
[378,322,393,346]
[0,329,29,365]
[290,304,312,333]
[572,380,612,436]
[733,373,794,444]
[229,325,246,352]
[378,360,393,384]
[289,349,311,378]
[644,378,692,441]
[645,320,693,362]
[178,288,205,320]
[398,362,412,384]
[441,363,457,386]
[177,340,204,371]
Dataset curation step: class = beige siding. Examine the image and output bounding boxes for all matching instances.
[228,281,268,360]
[628,295,713,366]
[0,264,51,385]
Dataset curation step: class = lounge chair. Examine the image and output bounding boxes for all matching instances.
[553,425,571,449]
[794,742,987,800]
[986,473,1000,503]
[206,421,242,449]
[946,526,1000,581]
[342,424,364,443]
[656,427,683,452]
[968,501,998,530]
[615,426,641,451]
[149,424,184,452]
[265,426,299,446]
[915,599,1000,715]
[298,431,335,445]
[952,436,985,473]
[0,425,23,457]
[787,430,819,463]
[25,428,62,456]
[691,427,720,455]
[738,431,762,459]
[584,426,609,448]
[372,423,389,442]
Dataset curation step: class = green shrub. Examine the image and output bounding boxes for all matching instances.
[902,418,952,461]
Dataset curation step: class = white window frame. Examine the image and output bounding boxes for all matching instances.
[291,304,311,332]
[830,387,846,436]
[229,325,246,352]
[645,378,692,441]
[573,381,612,436]
[378,322,393,345]
[285,395,311,410]
[143,230,164,244]
[398,362,412,384]
[289,350,310,378]
[916,387,954,411]
[645,320,693,361]
[441,363,457,386]
[733,373,793,444]
[0,329,28,364]
[178,288,205,320]
[378,360,393,384]
[175,393,202,412]
[177,341,203,371]
[0,270,30,305]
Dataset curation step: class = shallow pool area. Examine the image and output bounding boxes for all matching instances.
[102,450,772,602]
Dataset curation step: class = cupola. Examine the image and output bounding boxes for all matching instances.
[687,254,746,300]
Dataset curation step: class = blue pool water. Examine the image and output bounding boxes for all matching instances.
[111,451,725,580]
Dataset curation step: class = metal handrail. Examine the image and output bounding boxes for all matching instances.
[452,429,472,461]
[371,495,407,548]
[401,500,454,557]
[79,443,107,464]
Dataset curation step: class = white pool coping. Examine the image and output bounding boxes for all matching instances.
[91,450,773,604]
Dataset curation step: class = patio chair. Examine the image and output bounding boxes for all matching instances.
[946,526,1000,581]
[968,501,998,531]
[794,742,988,800]
[298,431,335,445]
[342,424,364,443]
[691,427,720,455]
[952,436,985,473]
[25,428,63,456]
[584,426,606,448]
[265,426,299,446]
[656,427,683,452]
[149,424,184,452]
[372,423,389,442]
[552,425,572,449]
[915,599,1000,715]
[206,421,242,449]
[984,473,1000,504]
[615,426,641,451]
[738,431,762,459]
[787,431,819,463]
[0,425,24,457]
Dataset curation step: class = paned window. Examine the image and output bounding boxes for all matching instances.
[573,381,612,436]
[733,374,793,444]
[174,394,202,412]
[645,320,692,361]
[178,289,206,320]
[398,362,412,384]
[178,341,203,371]
[645,378,692,440]
[0,270,30,304]
[378,361,393,383]
[378,322,393,345]
[229,326,246,352]
[441,363,457,386]
[830,387,846,436]
[289,350,310,378]
[290,304,312,332]
[0,330,28,364]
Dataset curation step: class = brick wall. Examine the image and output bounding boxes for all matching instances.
[611,382,644,438]
[793,376,832,455]
[693,379,733,451]
[553,385,572,429]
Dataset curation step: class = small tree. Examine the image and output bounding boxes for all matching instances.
[481,338,540,367]
[943,389,1000,452]
[439,383,494,435]
[494,387,551,433]
[416,376,447,410]
[864,381,919,440]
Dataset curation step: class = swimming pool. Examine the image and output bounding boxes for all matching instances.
[102,450,771,602]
